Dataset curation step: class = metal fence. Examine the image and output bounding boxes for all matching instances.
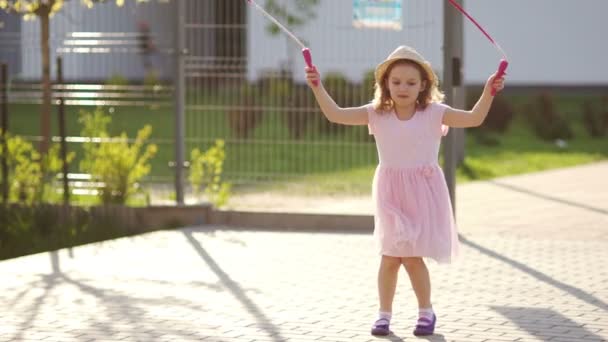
[1,0,176,204]
[180,0,443,187]
[1,0,446,204]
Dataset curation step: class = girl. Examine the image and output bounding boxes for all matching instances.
[305,45,505,337]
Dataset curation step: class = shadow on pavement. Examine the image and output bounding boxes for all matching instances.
[490,180,608,215]
[460,236,608,313]
[9,250,221,341]
[492,306,604,341]
[183,229,286,342]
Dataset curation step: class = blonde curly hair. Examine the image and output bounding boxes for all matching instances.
[372,57,444,113]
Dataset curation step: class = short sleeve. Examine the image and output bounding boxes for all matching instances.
[366,104,377,135]
[431,102,451,137]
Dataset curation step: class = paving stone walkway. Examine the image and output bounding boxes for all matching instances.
[1,162,607,341]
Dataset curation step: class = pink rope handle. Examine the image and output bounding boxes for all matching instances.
[447,0,507,96]
[302,48,318,87]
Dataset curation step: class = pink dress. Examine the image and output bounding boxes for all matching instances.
[367,102,459,263]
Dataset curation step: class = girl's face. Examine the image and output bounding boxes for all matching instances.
[386,63,426,108]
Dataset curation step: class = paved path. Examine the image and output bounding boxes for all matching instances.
[1,162,607,342]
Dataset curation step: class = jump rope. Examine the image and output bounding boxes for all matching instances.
[246,0,508,95]
[246,0,318,86]
[445,0,508,95]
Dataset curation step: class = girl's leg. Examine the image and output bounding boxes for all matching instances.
[378,255,402,312]
[401,257,432,308]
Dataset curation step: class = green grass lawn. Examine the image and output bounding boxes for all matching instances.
[249,127,606,196]
[4,91,608,200]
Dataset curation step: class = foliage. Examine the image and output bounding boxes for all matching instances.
[227,83,263,139]
[318,72,351,135]
[467,90,515,133]
[189,139,231,208]
[0,131,74,204]
[285,83,316,139]
[323,72,352,107]
[0,0,146,17]
[143,69,161,89]
[0,204,142,261]
[7,93,608,193]
[525,92,573,141]
[464,89,515,146]
[106,73,129,87]
[0,0,154,155]
[582,95,608,138]
[263,0,319,35]
[78,107,157,204]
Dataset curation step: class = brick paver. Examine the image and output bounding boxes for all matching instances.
[1,162,607,342]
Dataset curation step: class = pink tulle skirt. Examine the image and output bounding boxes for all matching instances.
[372,164,459,263]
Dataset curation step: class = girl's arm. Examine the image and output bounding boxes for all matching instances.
[442,73,505,128]
[306,67,368,125]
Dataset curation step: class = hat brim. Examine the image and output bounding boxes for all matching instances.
[375,58,437,87]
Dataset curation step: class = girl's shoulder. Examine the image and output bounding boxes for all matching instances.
[423,102,450,122]
[425,101,449,113]
[366,103,391,135]
[365,103,390,120]
[425,102,450,137]
[366,102,383,114]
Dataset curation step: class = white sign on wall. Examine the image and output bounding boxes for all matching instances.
[353,0,403,30]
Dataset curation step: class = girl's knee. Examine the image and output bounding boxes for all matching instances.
[401,257,425,268]
[381,255,402,270]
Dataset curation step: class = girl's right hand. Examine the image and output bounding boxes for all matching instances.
[305,66,320,88]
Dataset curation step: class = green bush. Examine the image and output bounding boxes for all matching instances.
[285,83,316,139]
[582,96,608,138]
[323,72,352,107]
[362,69,376,97]
[0,204,139,261]
[319,72,351,135]
[258,72,293,107]
[525,92,573,141]
[467,90,515,133]
[465,90,515,146]
[105,73,129,87]
[189,139,231,207]
[227,83,263,139]
[0,131,74,204]
[143,69,160,89]
[79,108,157,205]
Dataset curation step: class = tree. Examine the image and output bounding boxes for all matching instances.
[0,0,141,155]
[0,0,318,155]
[263,0,319,36]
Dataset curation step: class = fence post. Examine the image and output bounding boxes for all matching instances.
[174,0,186,205]
[1,63,8,203]
[56,57,69,205]
[443,0,465,217]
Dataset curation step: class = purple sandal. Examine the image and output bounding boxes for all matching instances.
[413,314,436,336]
[371,318,391,336]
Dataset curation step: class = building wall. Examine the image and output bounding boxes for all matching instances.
[247,0,608,86]
[463,0,608,86]
[0,12,22,77]
[18,0,174,82]
[10,0,607,86]
[247,0,444,84]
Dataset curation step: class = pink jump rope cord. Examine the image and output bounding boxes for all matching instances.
[246,0,318,86]
[447,0,508,96]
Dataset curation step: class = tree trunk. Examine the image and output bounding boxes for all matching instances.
[39,4,52,155]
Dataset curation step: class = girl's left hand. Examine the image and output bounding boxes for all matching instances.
[484,73,505,95]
